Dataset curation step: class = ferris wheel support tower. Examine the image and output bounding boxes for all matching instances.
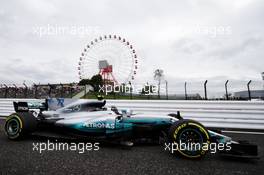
[99,60,118,85]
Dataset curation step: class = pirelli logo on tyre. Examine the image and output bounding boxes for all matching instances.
[173,123,187,139]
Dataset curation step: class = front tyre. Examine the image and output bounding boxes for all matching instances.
[5,112,37,140]
[169,119,210,159]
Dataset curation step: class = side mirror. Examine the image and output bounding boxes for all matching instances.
[127,109,133,116]
[121,109,133,117]
[116,115,122,120]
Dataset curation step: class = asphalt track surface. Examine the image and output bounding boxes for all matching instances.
[0,119,263,175]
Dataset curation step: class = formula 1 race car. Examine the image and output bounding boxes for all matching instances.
[4,99,258,159]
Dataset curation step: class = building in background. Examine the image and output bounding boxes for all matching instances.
[262,72,264,89]
[234,72,264,100]
[234,90,264,100]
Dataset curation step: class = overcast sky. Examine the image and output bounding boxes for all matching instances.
[0,0,264,97]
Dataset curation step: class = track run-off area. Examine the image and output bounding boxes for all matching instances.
[0,119,263,175]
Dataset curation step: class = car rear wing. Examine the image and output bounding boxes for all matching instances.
[13,100,48,112]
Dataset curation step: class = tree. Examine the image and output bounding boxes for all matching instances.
[141,83,156,95]
[78,79,90,86]
[89,74,103,92]
[154,69,164,99]
[78,74,103,92]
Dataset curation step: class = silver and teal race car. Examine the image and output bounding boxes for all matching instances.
[4,99,258,159]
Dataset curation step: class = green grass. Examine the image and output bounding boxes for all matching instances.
[81,92,162,100]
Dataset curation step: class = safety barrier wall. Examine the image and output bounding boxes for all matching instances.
[106,100,264,130]
[1,98,264,130]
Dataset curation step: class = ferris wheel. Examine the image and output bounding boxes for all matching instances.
[78,35,138,85]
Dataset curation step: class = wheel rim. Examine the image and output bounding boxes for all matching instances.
[6,118,20,136]
[180,129,203,143]
[178,128,203,155]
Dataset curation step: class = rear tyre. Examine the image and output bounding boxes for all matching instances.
[5,112,37,140]
[168,119,210,159]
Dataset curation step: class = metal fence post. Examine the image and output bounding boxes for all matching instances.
[129,81,132,100]
[48,83,52,97]
[4,84,8,98]
[34,84,38,99]
[23,83,28,98]
[70,84,73,98]
[13,84,17,98]
[247,80,252,100]
[146,82,150,100]
[225,80,229,100]
[204,80,208,100]
[165,80,168,100]
[84,85,87,99]
[184,82,188,100]
[60,83,64,97]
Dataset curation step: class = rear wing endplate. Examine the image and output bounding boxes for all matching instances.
[13,100,48,112]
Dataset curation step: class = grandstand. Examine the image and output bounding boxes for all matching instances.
[0,83,84,98]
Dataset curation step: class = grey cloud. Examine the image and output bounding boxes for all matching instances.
[207,37,263,59]
[0,0,263,97]
[172,38,205,54]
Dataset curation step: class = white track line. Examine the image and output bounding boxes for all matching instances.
[222,130,264,135]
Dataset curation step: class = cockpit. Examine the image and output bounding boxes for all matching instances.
[58,100,107,113]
